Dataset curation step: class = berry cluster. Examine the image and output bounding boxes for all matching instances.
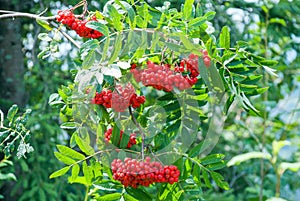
[92,89,112,108]
[131,61,194,91]
[56,10,103,39]
[112,84,145,112]
[131,51,211,92]
[91,84,145,112]
[111,157,180,188]
[104,128,137,148]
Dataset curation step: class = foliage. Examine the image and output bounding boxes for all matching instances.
[0,105,33,159]
[0,0,299,201]
[40,0,277,200]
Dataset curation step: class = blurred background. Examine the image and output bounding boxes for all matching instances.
[0,0,299,200]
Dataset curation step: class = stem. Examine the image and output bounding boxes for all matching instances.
[128,106,145,159]
[84,185,90,201]
[0,11,56,20]
[82,0,88,18]
[275,171,281,197]
[155,151,211,173]
[0,126,26,146]
[49,21,81,49]
[260,5,270,201]
[0,110,3,128]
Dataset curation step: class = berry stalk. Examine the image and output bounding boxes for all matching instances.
[129,106,146,160]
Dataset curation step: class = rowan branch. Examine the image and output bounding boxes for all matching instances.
[0,10,56,20]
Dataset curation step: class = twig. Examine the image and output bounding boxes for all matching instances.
[0,110,3,128]
[128,106,145,159]
[49,21,81,49]
[0,11,56,20]
[82,0,88,18]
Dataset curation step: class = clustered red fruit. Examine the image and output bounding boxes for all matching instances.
[131,61,193,91]
[56,10,103,39]
[111,157,180,188]
[112,84,146,112]
[91,84,145,112]
[131,51,211,92]
[92,89,112,108]
[104,128,137,148]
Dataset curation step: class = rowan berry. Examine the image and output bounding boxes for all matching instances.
[111,157,180,188]
[56,10,103,39]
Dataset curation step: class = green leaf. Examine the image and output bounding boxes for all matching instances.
[49,166,71,179]
[56,145,85,160]
[68,164,80,183]
[207,161,226,171]
[179,34,198,51]
[48,93,60,104]
[132,29,147,58]
[204,11,216,21]
[240,92,260,114]
[123,193,139,201]
[0,173,16,181]
[83,161,93,185]
[210,171,229,190]
[100,36,110,62]
[126,188,153,201]
[183,0,195,20]
[224,94,235,114]
[7,104,18,122]
[81,39,100,51]
[259,59,278,66]
[266,197,288,201]
[188,142,204,158]
[163,101,180,112]
[199,154,225,165]
[75,135,95,155]
[60,122,77,129]
[91,161,102,179]
[107,4,123,31]
[269,18,286,26]
[173,190,184,201]
[219,26,230,49]
[38,33,52,42]
[279,162,300,174]
[188,17,206,28]
[227,152,272,166]
[272,140,291,156]
[82,50,96,69]
[159,186,171,200]
[98,193,122,201]
[111,126,121,146]
[108,33,122,64]
[117,1,136,27]
[119,131,130,149]
[69,176,87,185]
[202,169,212,188]
[192,162,201,184]
[37,48,49,59]
[54,152,76,165]
[198,56,225,101]
[237,40,248,47]
[36,19,52,31]
[85,21,109,37]
[165,42,188,52]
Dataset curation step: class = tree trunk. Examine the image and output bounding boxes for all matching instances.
[0,0,25,111]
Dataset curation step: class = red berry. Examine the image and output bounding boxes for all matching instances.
[111,157,180,188]
[56,10,103,39]
[203,56,211,67]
